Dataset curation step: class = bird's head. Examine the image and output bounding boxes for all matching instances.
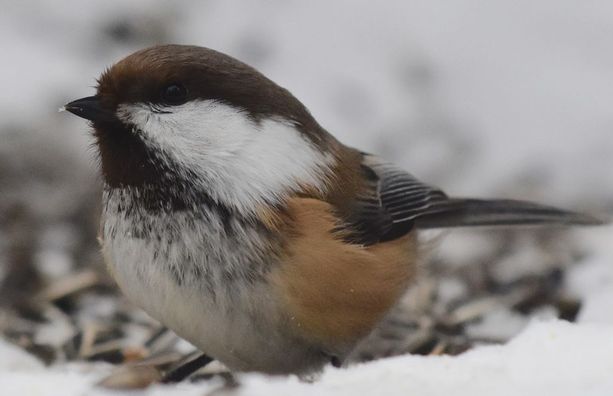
[65,45,337,214]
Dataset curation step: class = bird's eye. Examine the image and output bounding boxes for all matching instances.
[161,83,188,105]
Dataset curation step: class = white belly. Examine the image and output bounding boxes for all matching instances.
[102,237,275,371]
[100,196,325,374]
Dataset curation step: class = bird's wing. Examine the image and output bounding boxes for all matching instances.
[338,153,448,245]
[337,153,601,246]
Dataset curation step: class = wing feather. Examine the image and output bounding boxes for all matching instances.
[335,153,601,245]
[339,154,447,244]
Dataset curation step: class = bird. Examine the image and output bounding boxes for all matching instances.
[63,44,601,380]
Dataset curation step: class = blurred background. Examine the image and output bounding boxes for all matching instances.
[0,0,611,379]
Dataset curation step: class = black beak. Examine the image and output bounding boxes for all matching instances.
[64,96,116,122]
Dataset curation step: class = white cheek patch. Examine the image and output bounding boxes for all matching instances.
[116,100,334,214]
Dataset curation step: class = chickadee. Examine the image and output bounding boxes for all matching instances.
[64,44,600,378]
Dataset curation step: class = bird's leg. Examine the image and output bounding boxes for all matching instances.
[161,353,214,383]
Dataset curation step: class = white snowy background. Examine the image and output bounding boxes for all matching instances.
[1,1,612,395]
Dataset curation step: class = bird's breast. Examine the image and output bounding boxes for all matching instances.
[98,188,328,373]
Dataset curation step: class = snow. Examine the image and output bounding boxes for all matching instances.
[1,320,612,395]
[0,341,43,372]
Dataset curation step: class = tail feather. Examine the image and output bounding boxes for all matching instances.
[414,198,604,229]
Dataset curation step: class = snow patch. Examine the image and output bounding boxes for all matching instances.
[1,321,612,395]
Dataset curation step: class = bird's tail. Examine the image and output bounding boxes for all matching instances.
[414,198,604,229]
